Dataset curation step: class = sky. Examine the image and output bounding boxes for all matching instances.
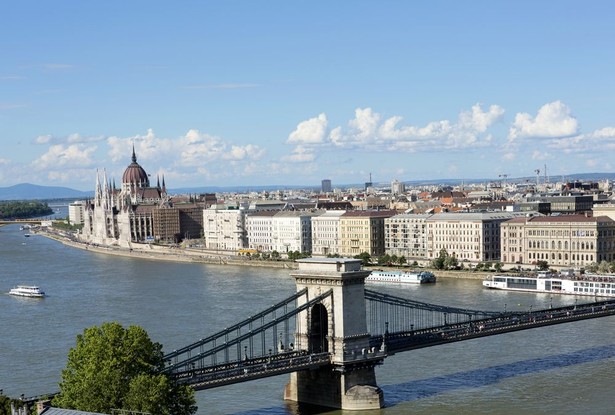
[1,1,615,191]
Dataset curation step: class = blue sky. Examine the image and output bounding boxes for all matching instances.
[1,1,614,191]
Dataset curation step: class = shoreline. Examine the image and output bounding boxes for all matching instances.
[36,229,489,279]
[37,229,300,269]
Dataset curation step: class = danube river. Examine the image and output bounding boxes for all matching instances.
[1,223,614,414]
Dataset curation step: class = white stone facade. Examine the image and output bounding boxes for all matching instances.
[311,210,344,256]
[68,200,86,225]
[203,207,247,251]
[271,211,315,254]
[246,211,277,252]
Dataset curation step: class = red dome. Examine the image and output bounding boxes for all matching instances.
[122,147,149,187]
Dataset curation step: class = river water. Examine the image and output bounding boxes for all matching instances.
[1,223,614,414]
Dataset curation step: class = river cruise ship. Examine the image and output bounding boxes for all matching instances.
[483,272,615,297]
[366,270,436,284]
[9,285,46,298]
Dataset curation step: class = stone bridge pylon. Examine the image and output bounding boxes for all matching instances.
[284,258,385,410]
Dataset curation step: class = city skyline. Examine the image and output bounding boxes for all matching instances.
[1,1,614,191]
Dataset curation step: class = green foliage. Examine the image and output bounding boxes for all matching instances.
[287,250,310,261]
[443,255,458,270]
[271,250,281,260]
[52,219,83,232]
[398,256,406,266]
[53,322,196,415]
[0,200,53,219]
[494,262,503,272]
[377,254,391,266]
[431,249,459,270]
[354,252,372,266]
[0,395,29,415]
[536,260,549,271]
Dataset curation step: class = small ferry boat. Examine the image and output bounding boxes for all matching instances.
[9,285,45,298]
[483,271,615,297]
[367,269,436,284]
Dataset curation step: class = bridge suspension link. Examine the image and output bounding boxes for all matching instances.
[164,287,309,361]
[164,289,334,374]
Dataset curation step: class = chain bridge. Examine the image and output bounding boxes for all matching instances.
[163,258,615,410]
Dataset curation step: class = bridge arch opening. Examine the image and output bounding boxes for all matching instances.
[309,303,329,353]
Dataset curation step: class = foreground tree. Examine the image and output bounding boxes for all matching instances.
[53,322,196,415]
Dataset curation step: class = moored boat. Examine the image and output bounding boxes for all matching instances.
[367,269,436,284]
[9,285,45,298]
[482,271,615,297]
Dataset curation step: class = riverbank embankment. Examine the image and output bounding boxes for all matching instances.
[37,229,492,279]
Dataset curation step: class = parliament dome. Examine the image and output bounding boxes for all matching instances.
[122,146,150,188]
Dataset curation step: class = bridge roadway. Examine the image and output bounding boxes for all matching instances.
[169,297,615,390]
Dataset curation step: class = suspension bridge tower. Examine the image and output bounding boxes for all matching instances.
[284,258,385,410]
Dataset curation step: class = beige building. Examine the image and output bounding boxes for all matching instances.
[425,212,527,262]
[339,210,396,257]
[384,213,432,259]
[501,214,615,268]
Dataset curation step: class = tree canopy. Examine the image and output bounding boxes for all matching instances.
[0,200,52,219]
[53,322,196,415]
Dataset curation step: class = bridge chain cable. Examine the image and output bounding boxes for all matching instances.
[163,289,333,374]
[163,287,309,361]
[365,289,503,336]
[364,289,502,316]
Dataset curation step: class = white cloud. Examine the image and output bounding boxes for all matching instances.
[509,101,578,140]
[288,113,328,144]
[321,104,503,151]
[222,144,265,161]
[458,104,505,133]
[32,144,97,170]
[586,159,598,168]
[282,145,316,162]
[502,152,516,161]
[531,150,550,161]
[35,135,53,144]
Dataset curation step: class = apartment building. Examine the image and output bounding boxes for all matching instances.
[68,200,86,225]
[384,213,432,259]
[246,210,279,252]
[311,210,344,256]
[339,210,396,257]
[271,211,318,254]
[425,212,526,262]
[501,214,615,268]
[202,206,247,251]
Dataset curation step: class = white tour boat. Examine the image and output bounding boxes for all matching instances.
[367,269,436,284]
[9,285,45,298]
[482,271,615,297]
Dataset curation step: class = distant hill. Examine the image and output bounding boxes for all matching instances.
[0,183,92,201]
[2,172,615,200]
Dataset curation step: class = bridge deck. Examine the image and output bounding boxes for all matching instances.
[372,298,615,354]
[171,351,331,390]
